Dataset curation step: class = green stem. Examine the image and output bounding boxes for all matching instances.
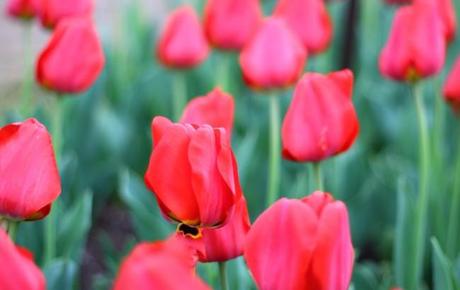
[409,83,430,290]
[313,162,324,191]
[446,128,460,258]
[7,221,18,243]
[218,262,228,290]
[266,93,281,206]
[216,52,230,91]
[20,23,33,117]
[172,72,187,121]
[44,95,62,265]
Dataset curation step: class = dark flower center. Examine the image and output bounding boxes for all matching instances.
[177,223,202,239]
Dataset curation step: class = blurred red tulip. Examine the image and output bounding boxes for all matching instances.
[0,118,61,221]
[144,116,242,229]
[5,0,35,19]
[282,69,359,162]
[443,56,460,113]
[113,237,210,290]
[34,0,93,29]
[180,88,235,139]
[240,17,307,90]
[274,0,333,54]
[417,0,457,42]
[379,2,446,82]
[244,191,354,290]
[157,5,209,69]
[177,197,251,262]
[203,0,262,50]
[36,17,104,94]
[0,229,46,290]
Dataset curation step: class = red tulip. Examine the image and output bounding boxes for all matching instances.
[273,0,333,54]
[180,88,235,139]
[282,69,359,162]
[0,229,46,290]
[203,0,262,50]
[240,17,307,90]
[113,237,210,290]
[34,0,93,29]
[244,191,354,290]
[379,2,446,82]
[144,116,242,229]
[443,56,460,113]
[416,0,457,42]
[0,118,61,221]
[5,0,35,19]
[157,5,209,69]
[176,197,251,262]
[36,17,105,94]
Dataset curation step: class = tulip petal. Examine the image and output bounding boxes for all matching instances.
[244,198,318,290]
[0,118,61,220]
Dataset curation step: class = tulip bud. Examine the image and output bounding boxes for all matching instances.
[239,17,307,90]
[5,0,35,19]
[274,0,333,54]
[416,0,456,42]
[34,0,93,29]
[144,116,242,229]
[157,5,209,69]
[0,118,61,221]
[36,17,105,94]
[180,88,235,139]
[443,56,460,114]
[244,191,354,290]
[282,69,359,162]
[203,0,262,50]
[113,237,210,290]
[379,2,446,82]
[0,229,46,290]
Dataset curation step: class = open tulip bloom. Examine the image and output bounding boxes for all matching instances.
[244,191,354,290]
[144,116,243,235]
[0,118,61,221]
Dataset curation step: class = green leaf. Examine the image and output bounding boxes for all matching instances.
[43,259,78,290]
[118,169,173,241]
[431,238,460,290]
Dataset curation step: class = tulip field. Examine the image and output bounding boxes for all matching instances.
[1,0,460,289]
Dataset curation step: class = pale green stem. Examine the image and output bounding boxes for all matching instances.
[218,262,228,290]
[409,83,430,290]
[20,23,33,117]
[266,93,281,206]
[313,162,324,191]
[44,95,63,265]
[216,52,230,91]
[172,72,187,121]
[446,127,460,258]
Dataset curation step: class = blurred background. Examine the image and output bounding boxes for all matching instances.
[1,0,460,289]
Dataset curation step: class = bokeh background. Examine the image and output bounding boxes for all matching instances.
[1,0,460,289]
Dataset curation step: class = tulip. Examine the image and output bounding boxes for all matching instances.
[180,88,235,138]
[244,191,354,290]
[34,0,93,29]
[273,0,333,54]
[176,197,250,262]
[157,5,209,69]
[144,116,242,230]
[282,69,359,162]
[0,229,46,290]
[203,0,262,50]
[5,0,35,19]
[379,2,446,82]
[113,237,210,290]
[443,56,460,113]
[36,17,105,94]
[416,0,456,42]
[239,17,307,90]
[0,118,61,221]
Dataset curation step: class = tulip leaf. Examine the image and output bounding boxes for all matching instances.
[431,238,460,290]
[118,169,174,241]
[43,259,78,290]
